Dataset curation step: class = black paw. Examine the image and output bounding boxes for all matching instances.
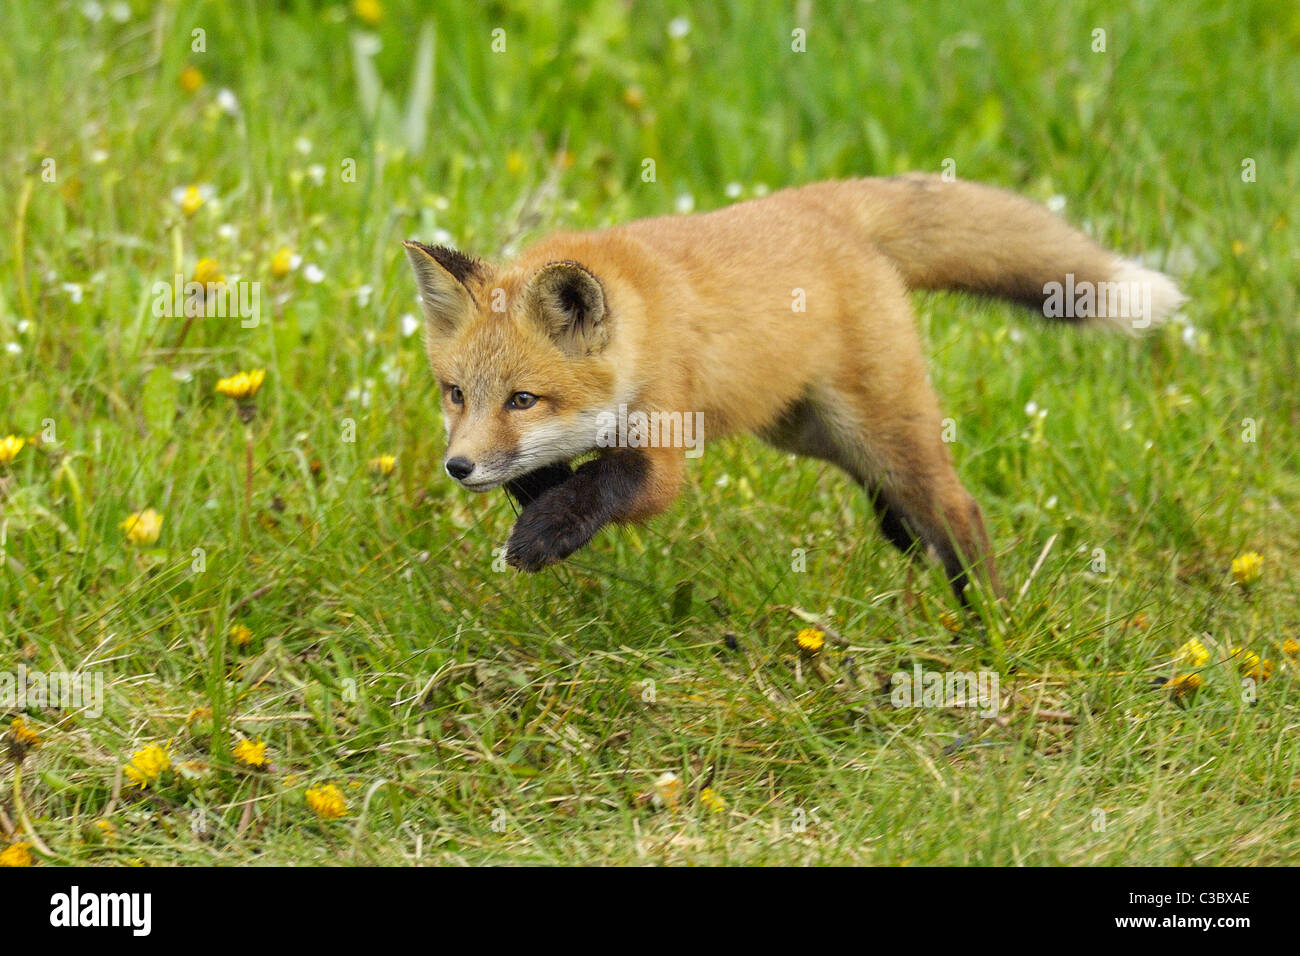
[505,494,592,571]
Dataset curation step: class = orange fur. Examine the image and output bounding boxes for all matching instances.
[404,175,1183,593]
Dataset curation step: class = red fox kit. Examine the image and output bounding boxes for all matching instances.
[404,174,1183,600]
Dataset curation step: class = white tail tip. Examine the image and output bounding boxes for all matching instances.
[1103,259,1187,333]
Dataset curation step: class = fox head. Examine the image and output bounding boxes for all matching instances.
[403,241,618,491]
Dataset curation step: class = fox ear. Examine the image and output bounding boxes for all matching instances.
[403,241,482,336]
[525,261,608,355]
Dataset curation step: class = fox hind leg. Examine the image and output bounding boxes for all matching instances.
[761,386,1000,604]
[759,399,923,558]
[828,395,1000,604]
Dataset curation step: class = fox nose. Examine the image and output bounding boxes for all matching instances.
[445,457,474,480]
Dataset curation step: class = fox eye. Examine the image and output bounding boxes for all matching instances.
[447,385,464,405]
[507,391,539,410]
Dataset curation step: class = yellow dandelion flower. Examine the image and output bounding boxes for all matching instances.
[353,0,382,26]
[120,508,164,546]
[0,435,24,466]
[1231,648,1273,681]
[938,611,963,633]
[270,246,298,278]
[652,771,683,810]
[124,742,171,788]
[1231,551,1263,587]
[1283,639,1300,659]
[283,773,301,788]
[796,627,825,653]
[505,151,526,176]
[306,783,347,819]
[699,787,726,813]
[179,64,204,93]
[82,818,118,845]
[193,257,225,286]
[215,368,265,401]
[6,718,40,764]
[622,86,645,110]
[0,843,33,867]
[9,717,40,749]
[186,706,212,725]
[1174,638,1210,669]
[367,454,397,477]
[230,624,253,647]
[216,369,265,425]
[179,184,206,216]
[1167,673,1202,699]
[233,737,268,769]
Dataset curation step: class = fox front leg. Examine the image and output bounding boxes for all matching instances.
[504,451,652,571]
[504,462,574,507]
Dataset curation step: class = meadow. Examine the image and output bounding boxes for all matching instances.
[0,0,1297,865]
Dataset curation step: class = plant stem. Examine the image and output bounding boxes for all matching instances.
[243,425,253,540]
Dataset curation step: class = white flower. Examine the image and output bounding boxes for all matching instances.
[108,1,130,21]
[307,164,326,186]
[1046,195,1067,214]
[725,182,743,199]
[216,88,240,116]
[81,1,103,22]
[432,228,453,245]
[90,148,109,165]
[5,342,21,355]
[381,356,402,385]
[1181,324,1198,347]
[346,379,375,408]
[217,223,238,241]
[674,193,695,214]
[62,282,84,303]
[1024,401,1038,417]
[303,264,325,284]
[356,284,373,308]
[400,313,420,338]
[294,137,313,155]
[16,320,30,334]
[667,17,690,38]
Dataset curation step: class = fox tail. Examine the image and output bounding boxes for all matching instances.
[839,173,1185,331]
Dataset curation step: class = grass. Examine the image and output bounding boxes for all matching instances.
[0,0,1297,865]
